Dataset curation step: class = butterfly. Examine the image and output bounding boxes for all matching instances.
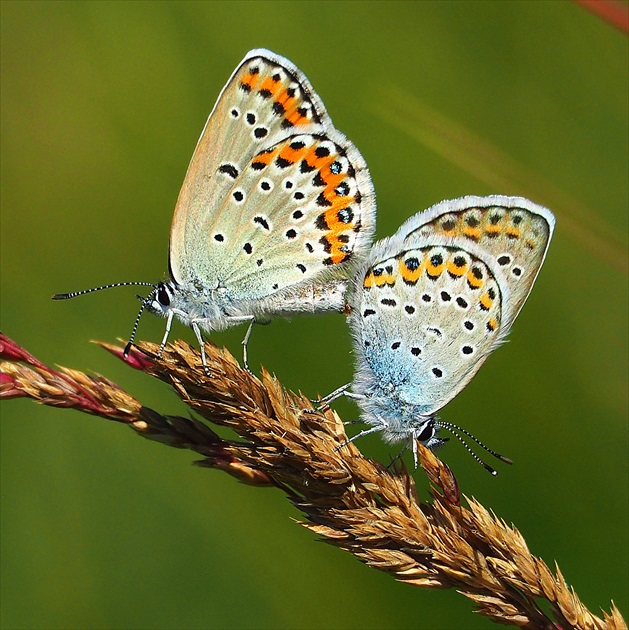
[319,195,555,472]
[54,49,376,371]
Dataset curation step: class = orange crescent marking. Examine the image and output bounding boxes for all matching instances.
[258,76,281,97]
[241,72,260,91]
[374,273,388,287]
[320,229,352,266]
[466,269,484,289]
[398,258,423,284]
[328,249,348,265]
[305,144,337,173]
[278,142,307,163]
[425,259,446,278]
[275,86,293,105]
[300,144,321,168]
[480,292,494,310]
[463,227,482,240]
[287,109,308,125]
[447,259,467,277]
[323,197,355,232]
[323,171,347,198]
[252,148,277,167]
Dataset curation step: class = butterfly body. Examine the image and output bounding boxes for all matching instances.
[148,276,349,334]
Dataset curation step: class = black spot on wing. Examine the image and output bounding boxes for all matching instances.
[218,164,239,179]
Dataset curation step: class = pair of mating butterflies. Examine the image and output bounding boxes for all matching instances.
[55,49,554,471]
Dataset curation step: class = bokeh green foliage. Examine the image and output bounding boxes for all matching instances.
[1,1,627,628]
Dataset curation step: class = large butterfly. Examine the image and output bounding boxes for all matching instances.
[55,49,377,370]
[320,196,554,471]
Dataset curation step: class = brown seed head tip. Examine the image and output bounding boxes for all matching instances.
[417,442,460,505]
[196,456,274,486]
[438,461,460,506]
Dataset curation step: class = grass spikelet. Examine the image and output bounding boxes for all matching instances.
[0,333,624,629]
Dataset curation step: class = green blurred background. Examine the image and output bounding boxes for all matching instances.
[1,1,627,628]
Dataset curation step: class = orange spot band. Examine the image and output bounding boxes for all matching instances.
[480,293,494,310]
[463,227,482,240]
[467,269,484,289]
[398,258,423,284]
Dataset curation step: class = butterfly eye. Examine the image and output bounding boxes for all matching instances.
[417,423,435,443]
[157,284,171,306]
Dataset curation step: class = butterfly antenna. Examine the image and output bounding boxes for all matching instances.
[53,281,157,358]
[124,292,154,357]
[437,421,511,476]
[52,281,156,300]
[438,421,512,465]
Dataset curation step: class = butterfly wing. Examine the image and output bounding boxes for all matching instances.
[395,196,555,328]
[169,49,375,304]
[349,196,554,417]
[349,235,507,416]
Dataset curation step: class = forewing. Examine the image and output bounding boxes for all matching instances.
[169,49,375,301]
[349,241,505,416]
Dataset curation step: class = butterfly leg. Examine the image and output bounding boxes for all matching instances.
[411,432,420,470]
[387,444,409,470]
[383,441,423,471]
[334,425,383,453]
[221,315,257,373]
[239,316,257,373]
[158,310,175,357]
[305,382,352,413]
[190,321,211,376]
[319,383,352,405]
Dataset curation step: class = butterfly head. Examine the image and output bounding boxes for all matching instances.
[405,416,510,475]
[414,418,449,451]
[144,280,176,319]
[123,279,184,357]
[362,395,508,474]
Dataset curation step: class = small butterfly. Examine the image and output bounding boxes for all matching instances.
[319,195,555,473]
[54,49,376,371]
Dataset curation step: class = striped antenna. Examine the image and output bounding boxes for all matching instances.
[437,420,512,476]
[124,293,155,357]
[53,281,158,358]
[52,281,156,300]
